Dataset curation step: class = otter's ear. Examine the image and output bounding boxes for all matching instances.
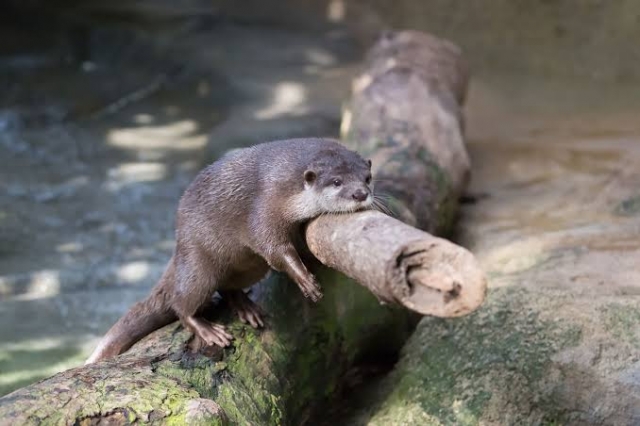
[380,29,395,42]
[304,170,316,184]
[367,159,372,168]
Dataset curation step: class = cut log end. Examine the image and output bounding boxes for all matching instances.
[400,241,487,317]
[395,240,487,317]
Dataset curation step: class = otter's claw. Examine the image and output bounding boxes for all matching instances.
[221,290,265,329]
[200,322,234,347]
[185,316,234,348]
[300,278,323,302]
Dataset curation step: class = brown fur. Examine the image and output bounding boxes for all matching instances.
[86,138,373,364]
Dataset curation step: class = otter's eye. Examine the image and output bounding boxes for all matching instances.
[332,178,343,187]
[365,174,372,184]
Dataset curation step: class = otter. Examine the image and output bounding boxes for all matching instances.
[86,138,373,363]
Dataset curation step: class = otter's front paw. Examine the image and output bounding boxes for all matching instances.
[298,275,323,302]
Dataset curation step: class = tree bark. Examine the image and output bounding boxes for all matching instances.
[0,29,483,425]
[306,212,485,318]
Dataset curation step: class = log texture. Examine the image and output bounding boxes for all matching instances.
[307,212,485,317]
[0,29,484,425]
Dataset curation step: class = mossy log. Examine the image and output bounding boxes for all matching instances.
[0,30,482,425]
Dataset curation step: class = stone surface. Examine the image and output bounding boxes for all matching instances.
[337,75,640,425]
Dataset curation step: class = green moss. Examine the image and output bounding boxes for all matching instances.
[76,371,204,424]
[315,270,395,358]
[541,418,564,426]
[420,160,457,235]
[154,356,223,400]
[614,195,640,216]
[212,338,285,425]
[600,303,640,347]
[126,408,137,423]
[434,189,457,236]
[364,288,582,425]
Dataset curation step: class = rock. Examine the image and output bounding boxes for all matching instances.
[343,75,640,425]
[184,398,228,426]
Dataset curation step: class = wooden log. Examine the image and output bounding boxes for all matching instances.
[307,211,485,317]
[341,29,471,233]
[325,28,484,318]
[0,29,484,425]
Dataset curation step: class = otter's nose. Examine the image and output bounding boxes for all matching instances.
[352,189,368,202]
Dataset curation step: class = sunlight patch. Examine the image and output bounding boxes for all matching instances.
[254,82,308,120]
[108,119,206,151]
[117,261,151,283]
[26,270,60,298]
[107,162,167,186]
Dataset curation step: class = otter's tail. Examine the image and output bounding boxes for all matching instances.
[85,265,177,364]
[85,296,176,364]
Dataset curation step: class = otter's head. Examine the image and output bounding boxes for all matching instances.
[300,150,374,216]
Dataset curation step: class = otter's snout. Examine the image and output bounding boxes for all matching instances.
[352,189,369,202]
